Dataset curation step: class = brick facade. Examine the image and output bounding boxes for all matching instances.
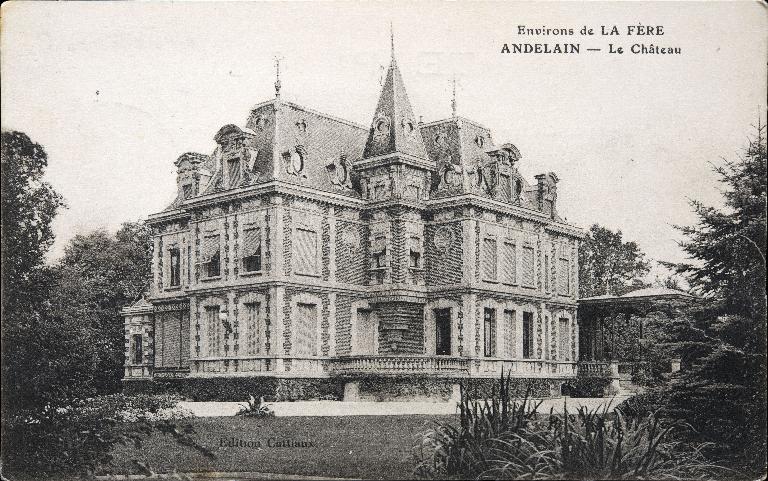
[122,43,585,398]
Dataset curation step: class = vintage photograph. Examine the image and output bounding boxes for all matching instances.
[1,2,766,480]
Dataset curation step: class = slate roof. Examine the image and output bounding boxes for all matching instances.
[362,56,428,160]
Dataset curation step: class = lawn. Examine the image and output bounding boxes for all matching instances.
[104,415,457,480]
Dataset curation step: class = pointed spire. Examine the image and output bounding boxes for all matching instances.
[451,74,457,118]
[390,21,395,61]
[362,26,428,160]
[274,56,282,99]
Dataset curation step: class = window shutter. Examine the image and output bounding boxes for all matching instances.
[295,303,318,356]
[483,238,497,280]
[295,228,318,274]
[201,235,219,263]
[522,246,535,286]
[243,228,261,257]
[228,159,241,187]
[558,258,570,294]
[502,242,516,283]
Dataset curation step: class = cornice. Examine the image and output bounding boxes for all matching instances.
[355,152,436,172]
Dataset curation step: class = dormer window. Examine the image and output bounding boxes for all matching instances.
[515,179,523,201]
[227,158,241,188]
[182,184,193,199]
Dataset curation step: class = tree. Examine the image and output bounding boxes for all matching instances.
[51,222,151,396]
[578,224,651,298]
[653,122,767,473]
[1,131,66,416]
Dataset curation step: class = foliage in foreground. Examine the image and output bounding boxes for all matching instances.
[2,394,211,478]
[237,395,275,417]
[414,373,730,480]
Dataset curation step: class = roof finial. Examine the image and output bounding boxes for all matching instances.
[390,21,395,61]
[451,74,457,117]
[274,56,282,99]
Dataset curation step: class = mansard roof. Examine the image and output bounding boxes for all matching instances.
[362,57,428,160]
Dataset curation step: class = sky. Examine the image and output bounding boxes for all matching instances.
[2,1,766,275]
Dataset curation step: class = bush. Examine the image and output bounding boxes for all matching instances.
[237,396,274,418]
[2,394,210,478]
[415,372,731,480]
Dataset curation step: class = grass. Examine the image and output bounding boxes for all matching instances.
[103,415,457,480]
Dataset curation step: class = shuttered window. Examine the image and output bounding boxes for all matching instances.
[504,309,516,357]
[228,159,241,187]
[294,228,318,275]
[246,302,261,355]
[559,318,570,361]
[501,242,516,284]
[201,234,220,277]
[242,227,262,272]
[522,246,535,286]
[482,238,497,281]
[558,257,570,295]
[294,303,318,356]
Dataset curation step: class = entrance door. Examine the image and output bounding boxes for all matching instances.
[435,308,451,355]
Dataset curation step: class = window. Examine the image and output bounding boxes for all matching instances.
[484,308,496,357]
[242,227,262,273]
[501,242,516,284]
[500,174,511,201]
[435,308,451,355]
[515,179,523,201]
[504,309,516,357]
[201,234,221,278]
[182,184,193,199]
[482,238,498,281]
[558,257,570,295]
[294,303,318,356]
[294,228,318,275]
[131,334,143,364]
[228,158,241,187]
[205,306,220,356]
[355,309,376,355]
[373,183,385,200]
[373,237,387,268]
[559,318,570,361]
[245,302,261,354]
[522,246,535,286]
[409,237,422,268]
[522,311,534,359]
[169,248,181,287]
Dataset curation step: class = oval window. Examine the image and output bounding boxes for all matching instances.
[291,149,304,174]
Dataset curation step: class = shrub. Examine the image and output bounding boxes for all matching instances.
[2,394,211,478]
[414,371,731,480]
[236,396,274,418]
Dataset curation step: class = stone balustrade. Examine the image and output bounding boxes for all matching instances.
[148,356,581,379]
[577,361,612,377]
[332,355,469,375]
